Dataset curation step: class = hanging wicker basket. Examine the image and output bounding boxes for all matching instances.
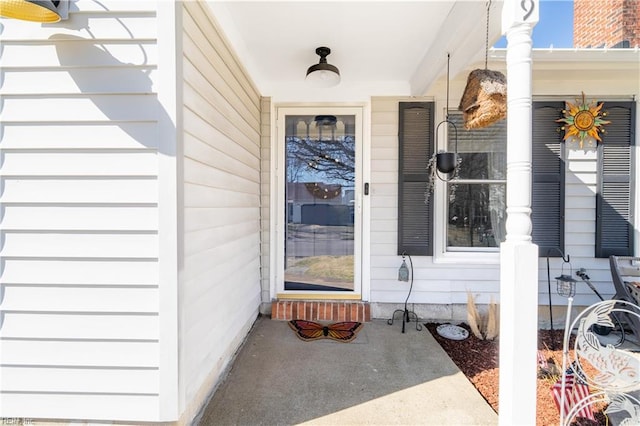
[458,68,507,130]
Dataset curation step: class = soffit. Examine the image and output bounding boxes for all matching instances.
[206,1,504,100]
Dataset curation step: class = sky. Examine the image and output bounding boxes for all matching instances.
[494,0,574,48]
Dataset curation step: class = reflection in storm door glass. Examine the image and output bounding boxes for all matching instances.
[284,115,355,291]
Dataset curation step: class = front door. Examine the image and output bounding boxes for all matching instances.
[276,107,363,297]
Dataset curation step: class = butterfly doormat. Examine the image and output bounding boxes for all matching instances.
[288,320,363,343]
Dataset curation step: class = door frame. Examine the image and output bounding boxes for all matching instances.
[271,104,370,300]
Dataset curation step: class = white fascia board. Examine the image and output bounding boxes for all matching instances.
[491,47,640,63]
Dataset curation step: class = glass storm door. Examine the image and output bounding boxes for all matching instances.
[278,108,362,294]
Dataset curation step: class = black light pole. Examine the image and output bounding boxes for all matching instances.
[546,248,571,349]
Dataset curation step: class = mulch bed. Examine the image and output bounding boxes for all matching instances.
[424,323,608,426]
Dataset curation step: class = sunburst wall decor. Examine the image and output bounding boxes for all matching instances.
[556,92,610,150]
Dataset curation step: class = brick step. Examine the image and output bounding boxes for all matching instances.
[271,300,370,322]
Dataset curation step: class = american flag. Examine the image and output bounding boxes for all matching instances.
[551,364,595,422]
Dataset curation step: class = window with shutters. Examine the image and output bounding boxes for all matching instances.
[442,105,564,255]
[398,102,434,256]
[596,101,636,258]
[396,100,634,259]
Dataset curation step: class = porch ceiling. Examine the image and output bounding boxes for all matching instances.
[206,1,504,101]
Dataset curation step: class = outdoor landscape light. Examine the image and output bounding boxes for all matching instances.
[555,260,577,299]
[306,47,341,88]
[388,253,421,333]
[397,257,409,282]
[0,0,68,22]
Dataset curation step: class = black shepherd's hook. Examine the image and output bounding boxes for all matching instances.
[388,251,422,333]
[545,248,570,349]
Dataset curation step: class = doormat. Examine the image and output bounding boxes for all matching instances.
[288,319,363,342]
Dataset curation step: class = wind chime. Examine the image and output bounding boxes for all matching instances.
[458,0,507,130]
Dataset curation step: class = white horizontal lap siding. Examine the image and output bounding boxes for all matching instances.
[529,73,640,309]
[370,98,414,304]
[557,148,612,300]
[180,2,262,422]
[565,152,598,262]
[537,134,611,308]
[260,97,272,306]
[0,2,165,421]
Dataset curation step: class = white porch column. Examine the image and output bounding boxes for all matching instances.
[499,1,539,425]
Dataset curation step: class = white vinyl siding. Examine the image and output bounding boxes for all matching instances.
[369,96,620,321]
[371,61,639,321]
[0,1,170,421]
[551,101,636,306]
[261,97,272,306]
[370,97,499,311]
[180,2,262,421]
[526,56,640,310]
[566,151,599,261]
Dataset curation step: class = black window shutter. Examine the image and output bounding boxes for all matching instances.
[532,102,565,257]
[398,102,434,256]
[596,101,635,258]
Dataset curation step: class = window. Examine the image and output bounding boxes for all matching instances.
[396,100,633,258]
[596,101,636,258]
[398,102,434,256]
[445,114,506,251]
[446,104,565,254]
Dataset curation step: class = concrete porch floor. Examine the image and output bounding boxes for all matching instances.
[195,316,498,425]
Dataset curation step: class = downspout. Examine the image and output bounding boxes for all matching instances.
[499,0,539,425]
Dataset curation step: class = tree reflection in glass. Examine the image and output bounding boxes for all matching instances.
[284,115,356,291]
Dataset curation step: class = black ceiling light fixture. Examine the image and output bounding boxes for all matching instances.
[0,0,68,22]
[306,46,341,88]
[314,115,337,126]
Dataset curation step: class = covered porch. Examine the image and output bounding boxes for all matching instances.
[196,316,498,425]
[0,0,601,424]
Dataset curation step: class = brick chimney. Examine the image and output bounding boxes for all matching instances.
[574,0,640,48]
